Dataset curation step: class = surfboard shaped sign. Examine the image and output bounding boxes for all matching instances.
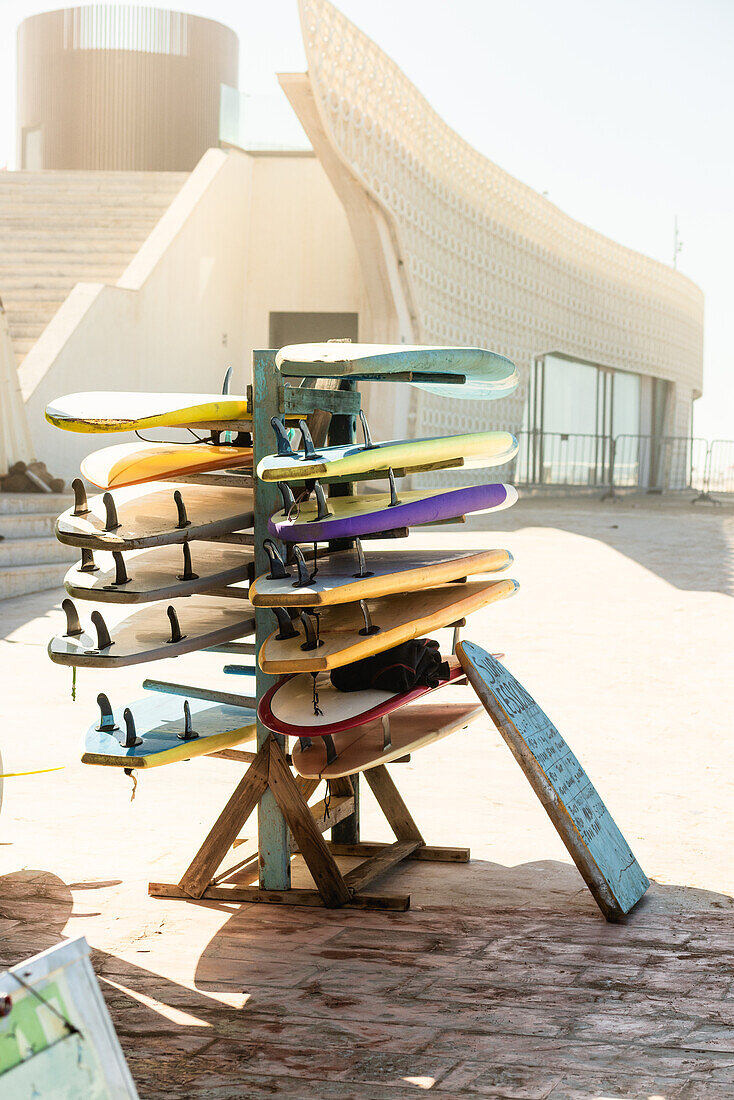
[456,641,649,921]
[276,343,519,401]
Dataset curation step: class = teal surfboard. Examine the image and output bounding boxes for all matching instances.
[82,693,256,769]
[275,343,519,401]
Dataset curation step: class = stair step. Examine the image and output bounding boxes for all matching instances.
[0,561,70,600]
[0,513,60,539]
[0,536,76,567]
[0,494,72,515]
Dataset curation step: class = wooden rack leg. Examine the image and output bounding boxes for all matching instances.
[364,765,424,843]
[178,739,270,899]
[331,774,360,843]
[268,738,351,908]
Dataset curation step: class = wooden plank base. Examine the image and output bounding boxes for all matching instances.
[148,881,410,911]
[327,841,470,863]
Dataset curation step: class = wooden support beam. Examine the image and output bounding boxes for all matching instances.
[282,386,361,418]
[177,738,270,899]
[343,841,422,892]
[328,842,470,863]
[309,794,355,834]
[206,749,257,764]
[364,765,425,844]
[267,737,352,908]
[149,881,410,911]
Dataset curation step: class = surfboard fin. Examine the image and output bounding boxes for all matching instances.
[298,420,323,461]
[78,548,99,574]
[292,546,314,587]
[178,699,199,741]
[299,611,323,650]
[102,492,120,531]
[323,734,337,766]
[222,365,233,395]
[177,542,199,583]
[359,410,376,450]
[166,606,187,645]
[313,481,332,520]
[96,693,119,733]
[387,468,401,508]
[263,539,290,580]
[173,490,191,529]
[121,708,142,748]
[381,714,392,751]
[72,478,89,517]
[91,610,113,651]
[112,551,131,586]
[273,606,299,640]
[351,538,374,579]
[62,598,83,637]
[271,416,296,457]
[358,600,380,637]
[277,482,296,514]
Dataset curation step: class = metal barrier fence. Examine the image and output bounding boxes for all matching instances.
[513,431,734,498]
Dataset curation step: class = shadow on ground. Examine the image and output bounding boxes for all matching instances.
[463,494,734,596]
[2,866,733,1099]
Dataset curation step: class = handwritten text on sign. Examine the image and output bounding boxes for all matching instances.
[458,641,649,919]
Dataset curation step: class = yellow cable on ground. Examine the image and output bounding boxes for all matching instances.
[0,767,65,778]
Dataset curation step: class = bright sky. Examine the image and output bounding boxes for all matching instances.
[0,0,731,439]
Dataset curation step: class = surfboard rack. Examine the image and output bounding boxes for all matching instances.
[148,352,473,914]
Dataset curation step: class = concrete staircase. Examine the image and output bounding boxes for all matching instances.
[0,493,76,600]
[0,170,188,362]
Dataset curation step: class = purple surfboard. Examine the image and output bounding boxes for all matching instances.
[268,482,518,543]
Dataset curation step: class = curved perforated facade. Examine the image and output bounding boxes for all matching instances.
[295,0,703,440]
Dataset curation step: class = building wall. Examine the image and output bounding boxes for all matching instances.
[20,148,371,478]
[294,0,704,445]
[17,6,237,171]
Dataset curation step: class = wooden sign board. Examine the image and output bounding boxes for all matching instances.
[457,640,649,921]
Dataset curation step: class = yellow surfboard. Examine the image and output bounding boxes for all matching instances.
[81,441,253,490]
[259,578,518,674]
[46,391,252,433]
[257,429,518,483]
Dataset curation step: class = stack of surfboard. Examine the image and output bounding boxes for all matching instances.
[44,388,261,769]
[253,343,520,778]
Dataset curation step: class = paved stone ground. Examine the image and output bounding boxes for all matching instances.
[0,494,732,1098]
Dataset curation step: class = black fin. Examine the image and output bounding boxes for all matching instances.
[178,699,199,741]
[273,606,298,640]
[90,609,113,650]
[177,542,198,582]
[222,365,233,395]
[263,539,289,580]
[173,490,190,529]
[166,606,186,644]
[292,546,313,588]
[358,599,380,637]
[79,548,98,574]
[96,693,119,733]
[271,416,296,457]
[62,598,82,637]
[112,552,131,586]
[72,478,89,517]
[121,708,142,748]
[277,481,296,514]
[359,410,375,449]
[313,481,332,521]
[299,610,322,651]
[102,492,120,532]
[298,420,322,460]
[387,468,401,508]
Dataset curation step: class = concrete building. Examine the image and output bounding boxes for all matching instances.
[0,0,705,595]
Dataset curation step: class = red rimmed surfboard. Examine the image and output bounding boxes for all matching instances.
[258,657,468,738]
